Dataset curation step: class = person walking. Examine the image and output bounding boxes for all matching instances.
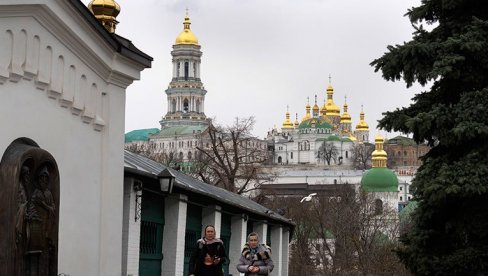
[189,225,226,276]
[236,232,274,275]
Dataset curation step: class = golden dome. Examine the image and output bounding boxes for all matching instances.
[313,103,319,112]
[355,109,369,130]
[282,111,294,129]
[302,100,312,121]
[340,98,351,124]
[294,113,300,127]
[175,15,199,45]
[349,134,357,141]
[372,134,387,168]
[325,83,340,117]
[88,0,120,33]
[320,99,327,116]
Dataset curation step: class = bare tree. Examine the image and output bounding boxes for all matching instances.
[317,141,339,166]
[262,187,409,276]
[351,142,374,170]
[125,142,178,167]
[194,117,269,194]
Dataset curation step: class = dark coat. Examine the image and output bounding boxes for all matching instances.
[236,243,274,276]
[189,238,226,276]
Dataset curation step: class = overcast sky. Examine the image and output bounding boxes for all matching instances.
[83,0,423,139]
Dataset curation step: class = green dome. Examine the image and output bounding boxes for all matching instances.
[361,168,398,192]
[298,117,332,129]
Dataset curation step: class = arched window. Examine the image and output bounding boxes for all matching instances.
[278,156,282,164]
[374,199,383,215]
[179,151,184,160]
[345,151,348,158]
[404,150,407,156]
[183,99,189,113]
[184,61,189,80]
[188,151,192,160]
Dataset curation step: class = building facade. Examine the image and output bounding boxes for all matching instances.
[0,0,151,275]
[267,84,371,168]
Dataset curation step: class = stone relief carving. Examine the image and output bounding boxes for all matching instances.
[0,138,59,276]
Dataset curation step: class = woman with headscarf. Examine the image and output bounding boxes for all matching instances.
[236,232,274,275]
[189,225,226,276]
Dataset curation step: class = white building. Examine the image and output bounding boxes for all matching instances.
[267,85,371,167]
[0,0,151,275]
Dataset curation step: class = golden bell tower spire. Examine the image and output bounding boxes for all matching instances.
[175,9,199,45]
[371,134,388,168]
[88,0,121,33]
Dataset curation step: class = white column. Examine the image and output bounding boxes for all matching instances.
[121,178,142,276]
[189,61,194,78]
[202,205,222,237]
[173,61,177,78]
[229,215,247,276]
[281,228,290,276]
[180,61,184,77]
[270,226,283,276]
[162,194,188,276]
[253,222,268,245]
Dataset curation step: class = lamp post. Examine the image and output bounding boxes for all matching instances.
[158,168,176,194]
[133,180,143,222]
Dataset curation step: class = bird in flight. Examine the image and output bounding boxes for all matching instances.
[300,193,317,203]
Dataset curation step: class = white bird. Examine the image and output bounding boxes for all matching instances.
[300,193,317,203]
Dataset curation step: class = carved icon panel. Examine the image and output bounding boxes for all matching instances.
[0,138,59,276]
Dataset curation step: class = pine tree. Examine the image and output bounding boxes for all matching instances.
[371,0,488,274]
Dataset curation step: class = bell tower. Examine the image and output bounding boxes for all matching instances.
[160,13,208,128]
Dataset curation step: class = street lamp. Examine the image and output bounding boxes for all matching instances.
[158,168,176,194]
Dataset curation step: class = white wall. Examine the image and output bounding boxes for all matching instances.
[0,2,146,275]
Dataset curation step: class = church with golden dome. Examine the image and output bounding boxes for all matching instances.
[266,79,370,166]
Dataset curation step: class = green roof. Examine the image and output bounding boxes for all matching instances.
[125,128,160,143]
[156,125,208,136]
[316,135,353,143]
[386,135,416,146]
[298,117,332,129]
[361,168,399,192]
